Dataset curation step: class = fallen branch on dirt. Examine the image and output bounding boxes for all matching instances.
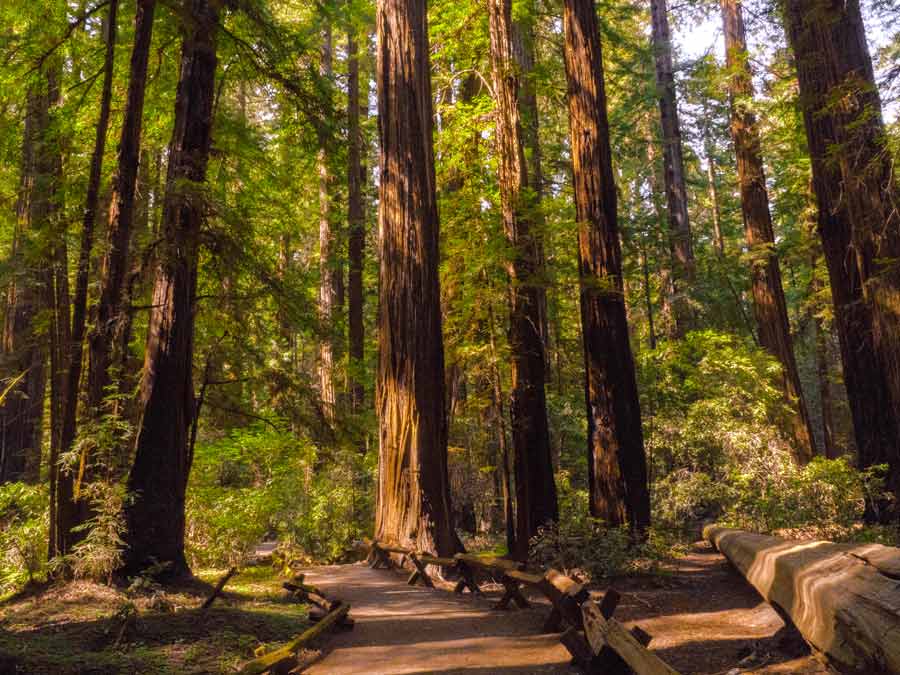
[201,567,238,611]
[705,525,900,675]
[238,602,351,675]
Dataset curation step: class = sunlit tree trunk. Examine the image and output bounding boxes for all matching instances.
[318,21,337,422]
[785,0,900,513]
[650,0,694,336]
[489,0,558,559]
[374,0,459,555]
[88,0,156,418]
[723,0,816,463]
[121,0,218,576]
[563,0,650,529]
[54,0,120,559]
[347,23,368,413]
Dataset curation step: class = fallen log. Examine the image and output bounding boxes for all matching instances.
[705,525,900,674]
[238,602,351,674]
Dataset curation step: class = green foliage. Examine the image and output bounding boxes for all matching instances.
[186,425,371,567]
[0,482,48,596]
[529,472,672,581]
[67,482,127,583]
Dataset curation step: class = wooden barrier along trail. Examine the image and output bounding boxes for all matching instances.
[705,525,900,675]
[364,539,681,675]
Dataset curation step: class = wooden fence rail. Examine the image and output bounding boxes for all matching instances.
[364,539,679,675]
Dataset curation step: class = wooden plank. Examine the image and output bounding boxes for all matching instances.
[505,569,544,586]
[705,525,900,675]
[417,555,457,567]
[581,601,679,675]
[454,553,524,573]
[539,569,588,629]
[495,576,530,610]
[408,554,435,588]
[238,602,351,674]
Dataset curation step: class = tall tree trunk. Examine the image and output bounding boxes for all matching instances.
[487,300,516,553]
[723,0,816,463]
[784,0,900,513]
[702,117,725,256]
[489,0,558,559]
[88,0,156,414]
[650,0,694,336]
[810,250,837,458]
[374,0,459,555]
[318,21,337,422]
[511,8,550,369]
[121,0,218,576]
[54,0,119,559]
[563,0,651,530]
[347,22,367,413]
[0,77,57,485]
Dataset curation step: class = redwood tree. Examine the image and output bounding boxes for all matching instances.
[121,0,219,576]
[563,0,650,529]
[650,0,694,335]
[374,0,458,555]
[785,0,900,511]
[722,0,816,463]
[488,0,557,558]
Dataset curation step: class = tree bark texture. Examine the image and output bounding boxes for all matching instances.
[347,23,368,413]
[54,0,120,558]
[489,0,558,558]
[88,0,157,414]
[318,21,337,422]
[374,0,459,556]
[563,0,650,530]
[722,0,816,463]
[122,0,218,576]
[784,0,900,508]
[650,0,694,335]
[0,78,57,485]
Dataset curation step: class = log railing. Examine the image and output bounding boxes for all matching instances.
[365,539,679,675]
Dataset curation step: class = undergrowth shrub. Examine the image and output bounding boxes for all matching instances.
[186,425,373,567]
[529,472,675,582]
[0,482,48,595]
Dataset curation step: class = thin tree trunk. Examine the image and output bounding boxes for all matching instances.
[723,0,816,463]
[347,22,368,413]
[640,239,657,350]
[650,0,694,336]
[702,117,725,256]
[88,0,156,414]
[374,0,459,556]
[487,300,516,554]
[810,249,837,458]
[121,0,218,576]
[0,78,56,485]
[54,0,119,558]
[784,0,900,513]
[563,0,651,530]
[318,21,337,422]
[489,0,558,559]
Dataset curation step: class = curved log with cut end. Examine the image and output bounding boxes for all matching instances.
[705,525,900,674]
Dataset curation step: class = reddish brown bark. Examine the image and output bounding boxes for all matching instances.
[88,0,156,413]
[722,0,816,463]
[0,74,58,485]
[54,0,120,558]
[785,0,900,512]
[374,0,459,556]
[347,23,368,412]
[489,0,558,558]
[121,0,218,576]
[563,0,650,529]
[650,0,694,335]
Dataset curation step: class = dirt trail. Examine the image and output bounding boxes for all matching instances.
[301,544,832,675]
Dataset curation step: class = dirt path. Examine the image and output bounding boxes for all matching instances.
[301,543,832,675]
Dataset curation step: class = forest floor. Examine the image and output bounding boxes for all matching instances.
[0,541,836,674]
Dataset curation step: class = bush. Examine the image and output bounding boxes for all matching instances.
[529,472,672,582]
[186,425,372,567]
[0,482,48,596]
